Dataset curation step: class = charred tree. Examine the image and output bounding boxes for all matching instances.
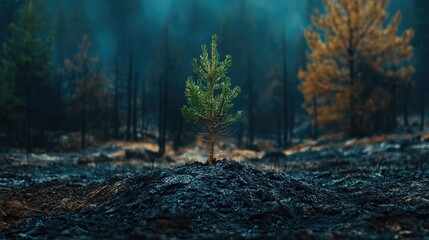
[247,55,255,150]
[289,94,295,145]
[158,72,167,156]
[158,29,169,156]
[133,71,138,140]
[126,50,133,141]
[81,100,87,150]
[414,0,429,131]
[141,75,146,135]
[114,60,120,138]
[403,83,410,127]
[282,34,289,147]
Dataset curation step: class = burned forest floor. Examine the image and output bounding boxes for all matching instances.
[1,133,429,239]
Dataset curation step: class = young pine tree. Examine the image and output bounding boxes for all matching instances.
[181,35,242,165]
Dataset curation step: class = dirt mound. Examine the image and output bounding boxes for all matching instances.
[1,160,336,239]
[2,159,429,239]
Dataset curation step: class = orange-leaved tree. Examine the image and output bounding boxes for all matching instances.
[65,35,110,149]
[299,0,415,137]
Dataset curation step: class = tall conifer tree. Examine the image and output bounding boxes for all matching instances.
[1,0,53,152]
[299,0,415,136]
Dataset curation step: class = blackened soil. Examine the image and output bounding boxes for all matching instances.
[1,158,429,239]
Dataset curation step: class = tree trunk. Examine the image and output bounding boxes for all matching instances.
[276,107,282,147]
[103,106,108,141]
[126,50,133,141]
[208,61,216,164]
[26,89,32,163]
[208,126,215,165]
[114,60,119,138]
[421,92,426,131]
[141,76,146,135]
[282,34,289,148]
[347,14,356,137]
[133,71,138,140]
[158,30,170,156]
[81,103,87,150]
[158,73,165,156]
[289,97,295,145]
[158,70,168,156]
[312,95,318,139]
[247,55,254,150]
[40,123,45,149]
[403,84,409,127]
[391,81,397,130]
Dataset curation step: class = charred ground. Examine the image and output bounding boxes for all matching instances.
[1,135,429,239]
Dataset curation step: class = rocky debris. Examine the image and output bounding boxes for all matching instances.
[2,200,25,218]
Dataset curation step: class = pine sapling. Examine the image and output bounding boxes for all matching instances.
[181,35,242,165]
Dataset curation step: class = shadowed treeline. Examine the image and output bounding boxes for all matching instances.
[0,0,427,155]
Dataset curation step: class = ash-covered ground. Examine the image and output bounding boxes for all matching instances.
[1,134,429,239]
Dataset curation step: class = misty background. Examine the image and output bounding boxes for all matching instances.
[0,0,423,151]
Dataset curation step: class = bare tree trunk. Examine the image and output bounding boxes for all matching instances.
[81,102,87,150]
[391,81,397,130]
[114,60,119,138]
[312,95,318,139]
[126,50,133,141]
[247,55,254,150]
[289,96,295,145]
[103,105,108,141]
[276,108,282,147]
[133,71,138,140]
[403,84,410,127]
[282,34,289,147]
[158,73,165,156]
[420,86,426,132]
[26,89,32,163]
[158,70,168,156]
[347,14,357,137]
[141,76,146,135]
[158,28,170,156]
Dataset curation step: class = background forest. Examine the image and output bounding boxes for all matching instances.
[0,0,427,154]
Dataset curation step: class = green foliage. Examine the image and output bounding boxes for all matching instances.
[181,35,242,129]
[0,0,54,130]
[181,34,241,163]
[1,0,53,96]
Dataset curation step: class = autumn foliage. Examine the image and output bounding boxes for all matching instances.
[299,0,415,136]
[65,36,110,149]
